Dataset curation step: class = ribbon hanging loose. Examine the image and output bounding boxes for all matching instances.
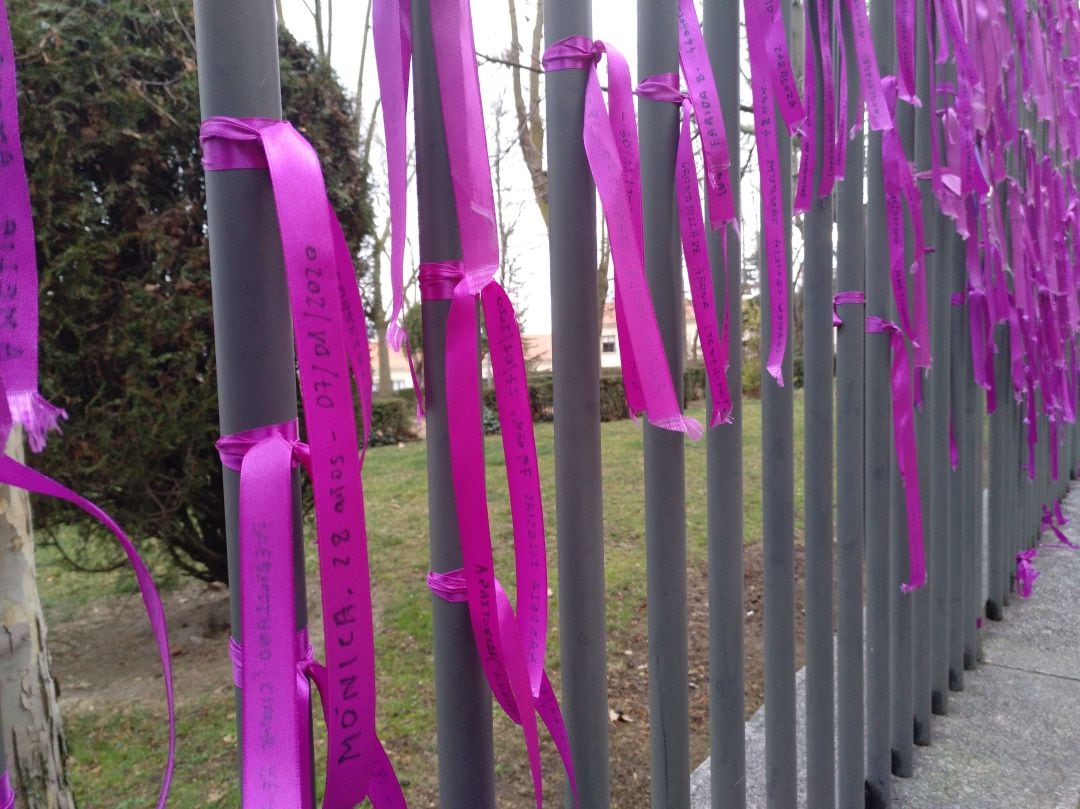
[201,116,405,809]
[543,37,702,437]
[743,0,805,385]
[0,6,175,804]
[0,0,67,452]
[421,260,578,809]
[634,72,732,426]
[0,380,177,809]
[867,316,927,592]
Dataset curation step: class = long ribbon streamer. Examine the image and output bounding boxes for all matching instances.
[743,0,805,385]
[867,316,927,592]
[0,0,66,452]
[0,6,174,804]
[0,772,12,809]
[543,37,702,437]
[201,116,403,809]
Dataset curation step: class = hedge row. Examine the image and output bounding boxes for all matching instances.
[380,359,802,440]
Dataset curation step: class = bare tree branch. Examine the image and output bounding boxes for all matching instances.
[477,52,545,73]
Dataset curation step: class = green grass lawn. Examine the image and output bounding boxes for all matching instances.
[37,394,805,807]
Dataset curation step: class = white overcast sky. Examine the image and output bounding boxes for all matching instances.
[280,1,759,334]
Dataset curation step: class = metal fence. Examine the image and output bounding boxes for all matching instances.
[0,0,1075,806]
[192,0,1078,808]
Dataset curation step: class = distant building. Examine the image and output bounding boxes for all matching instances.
[371,340,414,392]
[518,300,704,377]
[598,300,701,370]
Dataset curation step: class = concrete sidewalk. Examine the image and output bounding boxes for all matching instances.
[690,483,1080,809]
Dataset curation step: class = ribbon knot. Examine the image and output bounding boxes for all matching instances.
[832,291,866,327]
[427,568,469,603]
[541,36,603,71]
[634,73,687,105]
[215,421,309,474]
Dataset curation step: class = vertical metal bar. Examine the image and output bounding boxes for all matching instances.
[835,1,866,804]
[545,3,610,808]
[411,3,498,805]
[638,7,691,807]
[703,0,745,805]
[762,1,797,804]
[803,2,835,806]
[966,365,983,665]
[986,325,1008,620]
[889,80,918,785]
[866,0,895,802]
[958,236,980,672]
[947,230,965,692]
[193,4,312,800]
[910,0,936,739]
[0,703,7,783]
[929,207,952,715]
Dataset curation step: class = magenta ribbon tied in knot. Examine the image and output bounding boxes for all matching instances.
[866,316,927,592]
[543,36,702,438]
[201,116,404,809]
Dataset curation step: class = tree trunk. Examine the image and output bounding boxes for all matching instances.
[0,429,76,809]
[376,325,394,397]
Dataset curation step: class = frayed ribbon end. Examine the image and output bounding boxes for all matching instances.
[7,391,68,453]
[900,576,927,595]
[652,414,704,441]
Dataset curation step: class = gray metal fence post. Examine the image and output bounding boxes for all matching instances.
[835,2,867,804]
[193,4,311,800]
[910,0,936,739]
[544,3,611,808]
[761,0,797,804]
[411,2,498,805]
[802,2,835,806]
[947,230,965,692]
[703,0,746,805]
[986,325,1009,620]
[866,0,896,801]
[638,6,691,807]
[929,207,953,716]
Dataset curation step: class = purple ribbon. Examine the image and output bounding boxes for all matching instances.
[1042,502,1078,549]
[201,116,404,809]
[867,316,927,593]
[634,72,732,426]
[543,37,702,437]
[421,262,578,808]
[0,380,176,807]
[0,771,14,809]
[1015,548,1040,598]
[0,5,175,802]
[0,0,67,452]
[742,0,804,385]
[832,290,866,327]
